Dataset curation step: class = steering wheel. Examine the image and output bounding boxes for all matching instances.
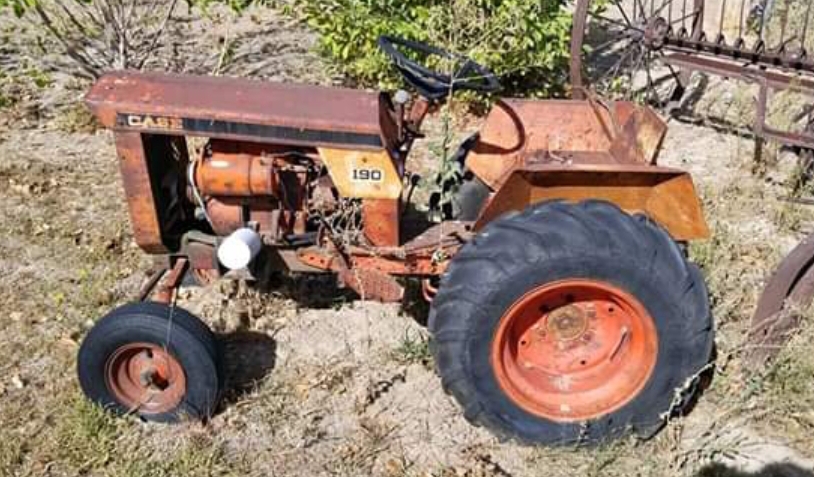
[377,36,501,101]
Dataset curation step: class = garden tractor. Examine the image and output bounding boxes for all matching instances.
[79,36,714,445]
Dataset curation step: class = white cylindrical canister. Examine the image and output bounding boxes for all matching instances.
[217,228,262,270]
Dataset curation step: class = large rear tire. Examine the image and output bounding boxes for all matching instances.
[429,200,713,445]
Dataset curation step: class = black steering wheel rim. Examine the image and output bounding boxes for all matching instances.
[377,35,501,101]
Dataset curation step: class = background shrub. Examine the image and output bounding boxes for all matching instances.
[289,0,573,96]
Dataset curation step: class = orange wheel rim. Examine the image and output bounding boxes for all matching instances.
[490,279,658,422]
[104,343,186,414]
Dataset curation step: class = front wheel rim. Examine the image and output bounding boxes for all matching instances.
[104,343,187,415]
[490,279,658,422]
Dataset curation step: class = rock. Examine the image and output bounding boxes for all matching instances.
[11,374,25,389]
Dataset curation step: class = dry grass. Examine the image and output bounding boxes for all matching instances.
[746,310,814,452]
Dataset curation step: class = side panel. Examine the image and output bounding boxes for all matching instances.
[85,71,389,150]
[115,132,190,254]
[115,132,167,253]
[318,148,402,199]
[363,199,400,247]
[474,166,709,241]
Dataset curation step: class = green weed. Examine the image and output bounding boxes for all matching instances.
[391,331,432,368]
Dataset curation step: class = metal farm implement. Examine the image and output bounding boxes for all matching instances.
[570,0,814,370]
[78,36,714,445]
[570,0,814,148]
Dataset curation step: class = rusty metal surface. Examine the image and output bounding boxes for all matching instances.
[205,197,305,239]
[138,268,168,302]
[402,221,471,254]
[274,249,329,274]
[490,279,658,422]
[467,99,667,190]
[92,61,706,303]
[153,258,189,303]
[196,140,283,197]
[184,240,219,275]
[115,131,168,254]
[608,105,667,165]
[657,23,814,77]
[86,71,396,150]
[198,139,312,238]
[665,54,814,149]
[105,341,187,414]
[297,244,455,277]
[338,267,405,303]
[297,237,406,302]
[748,231,814,364]
[407,97,433,130]
[569,0,705,99]
[363,199,401,247]
[294,221,468,281]
[662,54,814,96]
[204,198,244,236]
[569,0,592,100]
[115,132,190,254]
[473,164,709,241]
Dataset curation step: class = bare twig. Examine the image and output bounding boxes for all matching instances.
[19,0,189,77]
[135,0,180,70]
[31,3,106,78]
[213,26,231,75]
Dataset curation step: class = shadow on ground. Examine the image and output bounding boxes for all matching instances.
[218,330,277,404]
[255,268,432,326]
[697,463,814,477]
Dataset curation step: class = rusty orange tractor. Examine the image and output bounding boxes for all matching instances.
[78,37,713,445]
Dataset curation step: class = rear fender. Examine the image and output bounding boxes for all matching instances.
[473,164,709,242]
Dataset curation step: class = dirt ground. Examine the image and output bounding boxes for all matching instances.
[1,3,814,477]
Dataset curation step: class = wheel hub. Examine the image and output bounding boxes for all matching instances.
[491,279,658,422]
[105,343,186,414]
[546,304,589,342]
[643,16,670,49]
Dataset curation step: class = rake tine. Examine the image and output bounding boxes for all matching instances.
[612,0,634,27]
[634,0,648,21]
[802,1,812,53]
[738,0,746,40]
[758,0,768,39]
[592,13,644,31]
[692,1,704,37]
[718,0,727,41]
[671,10,701,26]
[654,0,672,17]
[778,0,788,52]
[668,0,673,25]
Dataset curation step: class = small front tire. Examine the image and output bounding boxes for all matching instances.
[77,302,222,423]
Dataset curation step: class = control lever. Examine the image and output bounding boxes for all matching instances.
[394,89,410,143]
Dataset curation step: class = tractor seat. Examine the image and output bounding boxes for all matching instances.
[85,71,395,150]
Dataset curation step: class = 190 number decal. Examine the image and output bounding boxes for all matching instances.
[351,168,383,182]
